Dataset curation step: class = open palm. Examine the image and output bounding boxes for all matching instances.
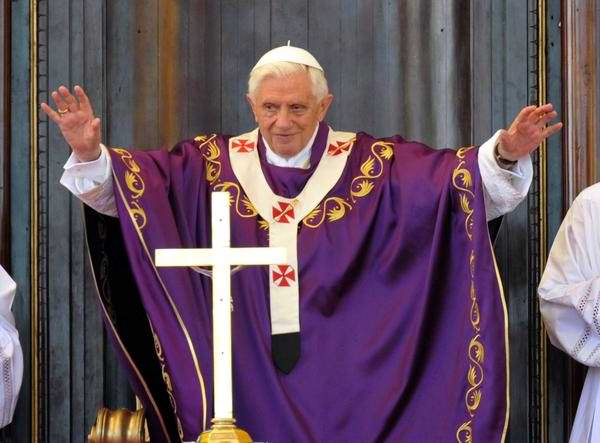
[41,85,102,162]
[498,103,562,161]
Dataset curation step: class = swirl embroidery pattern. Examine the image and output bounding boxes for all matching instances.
[195,134,222,185]
[195,135,264,226]
[214,182,258,218]
[112,148,147,230]
[453,146,485,443]
[303,140,392,228]
[451,148,475,240]
[196,135,391,229]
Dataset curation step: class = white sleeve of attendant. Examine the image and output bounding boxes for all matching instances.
[0,266,23,428]
[478,130,533,221]
[538,194,600,367]
[59,144,118,217]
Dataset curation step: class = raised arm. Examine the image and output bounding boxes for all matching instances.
[42,86,116,217]
[479,103,563,221]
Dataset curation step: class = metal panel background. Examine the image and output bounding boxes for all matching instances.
[2,1,572,441]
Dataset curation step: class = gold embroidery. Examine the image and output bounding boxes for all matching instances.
[151,324,185,440]
[195,134,221,184]
[470,282,481,332]
[258,219,270,231]
[350,142,391,202]
[302,140,393,228]
[452,165,475,240]
[214,182,258,218]
[125,170,145,199]
[112,162,209,431]
[112,148,147,230]
[129,202,147,230]
[454,147,485,442]
[112,147,131,157]
[456,421,473,442]
[466,335,484,415]
[197,136,267,237]
[198,135,391,230]
[303,197,352,228]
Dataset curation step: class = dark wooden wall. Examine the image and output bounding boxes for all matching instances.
[0,0,10,267]
[2,1,573,441]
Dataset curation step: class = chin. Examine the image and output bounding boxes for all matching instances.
[272,143,302,158]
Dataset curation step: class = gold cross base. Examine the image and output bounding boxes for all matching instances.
[198,418,253,443]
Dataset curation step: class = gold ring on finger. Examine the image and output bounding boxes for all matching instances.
[58,108,69,115]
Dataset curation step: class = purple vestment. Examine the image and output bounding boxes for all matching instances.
[84,122,508,442]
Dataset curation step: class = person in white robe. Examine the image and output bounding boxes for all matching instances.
[0,265,23,428]
[539,182,600,443]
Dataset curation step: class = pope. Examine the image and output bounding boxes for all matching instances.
[42,45,561,442]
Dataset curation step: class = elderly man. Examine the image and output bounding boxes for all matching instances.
[0,265,23,428]
[43,46,561,442]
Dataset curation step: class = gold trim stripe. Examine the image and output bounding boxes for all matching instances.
[537,1,549,440]
[489,240,511,443]
[453,147,487,442]
[453,148,511,442]
[29,0,39,441]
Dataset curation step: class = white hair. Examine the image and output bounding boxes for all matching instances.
[248,62,329,101]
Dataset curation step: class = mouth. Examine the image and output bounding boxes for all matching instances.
[273,134,296,142]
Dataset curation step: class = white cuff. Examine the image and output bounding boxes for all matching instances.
[478,130,533,221]
[61,144,111,191]
[60,145,118,217]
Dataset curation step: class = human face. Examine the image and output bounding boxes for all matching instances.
[247,71,333,158]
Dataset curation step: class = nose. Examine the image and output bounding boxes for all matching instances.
[274,109,293,130]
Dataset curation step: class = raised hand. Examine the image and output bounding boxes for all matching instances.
[498,103,563,162]
[41,85,102,162]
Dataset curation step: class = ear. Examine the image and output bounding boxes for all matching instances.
[317,94,334,121]
[246,94,259,123]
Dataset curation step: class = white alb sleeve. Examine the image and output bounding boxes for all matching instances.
[0,266,23,428]
[59,144,118,217]
[538,191,600,367]
[477,130,533,221]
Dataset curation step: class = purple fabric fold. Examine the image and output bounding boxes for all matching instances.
[101,126,508,442]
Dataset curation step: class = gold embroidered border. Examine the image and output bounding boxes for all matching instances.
[112,148,148,230]
[195,134,222,185]
[194,135,272,228]
[303,140,393,228]
[214,182,258,218]
[453,146,485,442]
[149,321,185,440]
[195,135,392,229]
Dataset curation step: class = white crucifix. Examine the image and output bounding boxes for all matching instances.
[154,192,286,434]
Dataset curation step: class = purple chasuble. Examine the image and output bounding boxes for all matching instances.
[84,122,509,442]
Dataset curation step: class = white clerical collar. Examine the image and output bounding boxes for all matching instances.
[261,124,320,169]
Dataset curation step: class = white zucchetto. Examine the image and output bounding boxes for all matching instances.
[251,42,323,72]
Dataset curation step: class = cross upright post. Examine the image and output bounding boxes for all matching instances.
[155,191,287,442]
